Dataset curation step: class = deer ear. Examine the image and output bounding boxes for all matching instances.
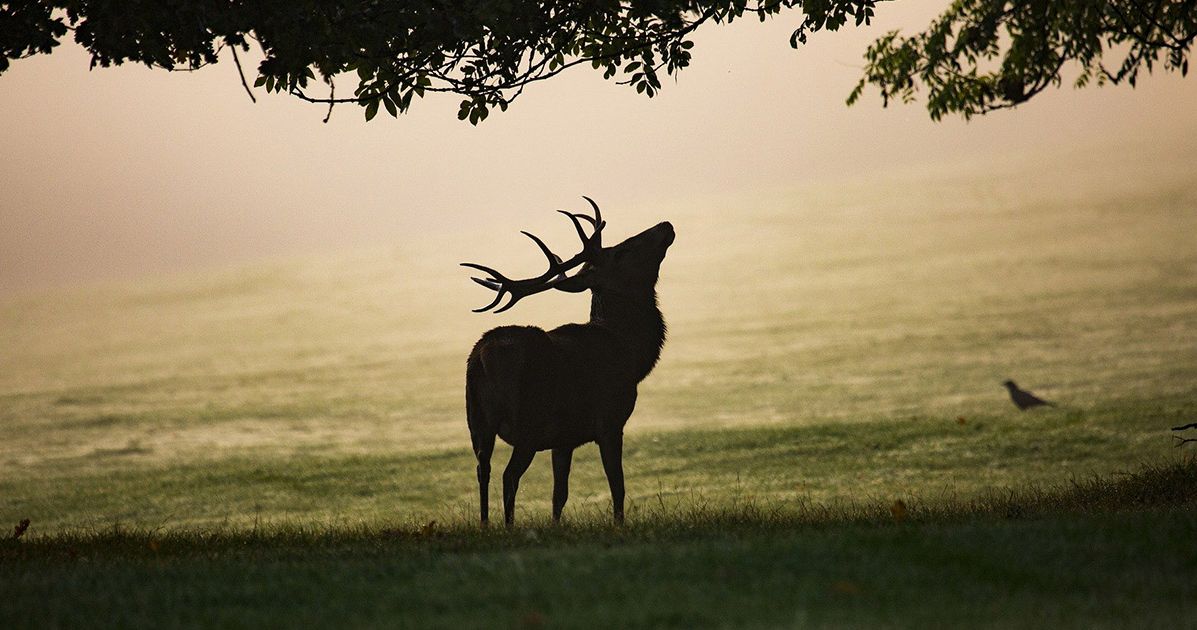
[553,265,595,293]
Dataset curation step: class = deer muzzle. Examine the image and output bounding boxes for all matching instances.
[653,221,675,248]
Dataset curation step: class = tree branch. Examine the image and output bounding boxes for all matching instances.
[229,45,256,104]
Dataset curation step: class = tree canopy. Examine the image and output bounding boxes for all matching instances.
[852,0,1197,120]
[1,1,1192,123]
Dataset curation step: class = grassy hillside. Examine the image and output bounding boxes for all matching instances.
[3,155,1194,530]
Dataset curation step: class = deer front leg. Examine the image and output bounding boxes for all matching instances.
[598,433,625,525]
[502,446,536,527]
[551,447,574,523]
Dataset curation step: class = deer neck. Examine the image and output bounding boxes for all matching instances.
[589,288,666,381]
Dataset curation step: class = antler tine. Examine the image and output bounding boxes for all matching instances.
[521,231,564,276]
[557,210,591,244]
[473,289,507,313]
[581,195,602,220]
[471,277,502,291]
[569,213,597,227]
[581,195,604,246]
[492,294,526,314]
[460,262,508,283]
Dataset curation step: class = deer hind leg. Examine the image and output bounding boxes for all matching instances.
[598,432,625,525]
[551,447,574,523]
[502,446,536,527]
[472,431,496,526]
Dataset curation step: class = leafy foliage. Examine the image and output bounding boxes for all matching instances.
[0,1,877,123]
[2,3,1194,121]
[850,0,1197,119]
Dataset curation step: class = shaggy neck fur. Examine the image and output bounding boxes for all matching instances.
[589,288,667,382]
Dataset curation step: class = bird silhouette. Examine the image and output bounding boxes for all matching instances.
[1003,380,1056,410]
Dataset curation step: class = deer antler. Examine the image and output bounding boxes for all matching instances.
[462,197,605,313]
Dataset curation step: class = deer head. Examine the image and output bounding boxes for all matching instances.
[462,197,674,313]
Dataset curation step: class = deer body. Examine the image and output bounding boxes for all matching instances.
[462,201,673,525]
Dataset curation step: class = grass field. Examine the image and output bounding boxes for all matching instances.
[2,151,1196,627]
[4,462,1195,628]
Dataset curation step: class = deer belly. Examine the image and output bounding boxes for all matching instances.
[496,410,599,451]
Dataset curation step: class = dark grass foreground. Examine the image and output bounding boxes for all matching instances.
[3,460,1195,628]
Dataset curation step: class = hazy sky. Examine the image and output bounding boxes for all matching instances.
[1,4,1195,292]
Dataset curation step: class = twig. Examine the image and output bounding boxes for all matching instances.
[1174,421,1197,447]
[323,77,335,123]
[230,45,257,103]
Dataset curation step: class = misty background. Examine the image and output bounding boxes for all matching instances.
[1,5,1195,294]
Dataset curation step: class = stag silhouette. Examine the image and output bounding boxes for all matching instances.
[462,198,674,526]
